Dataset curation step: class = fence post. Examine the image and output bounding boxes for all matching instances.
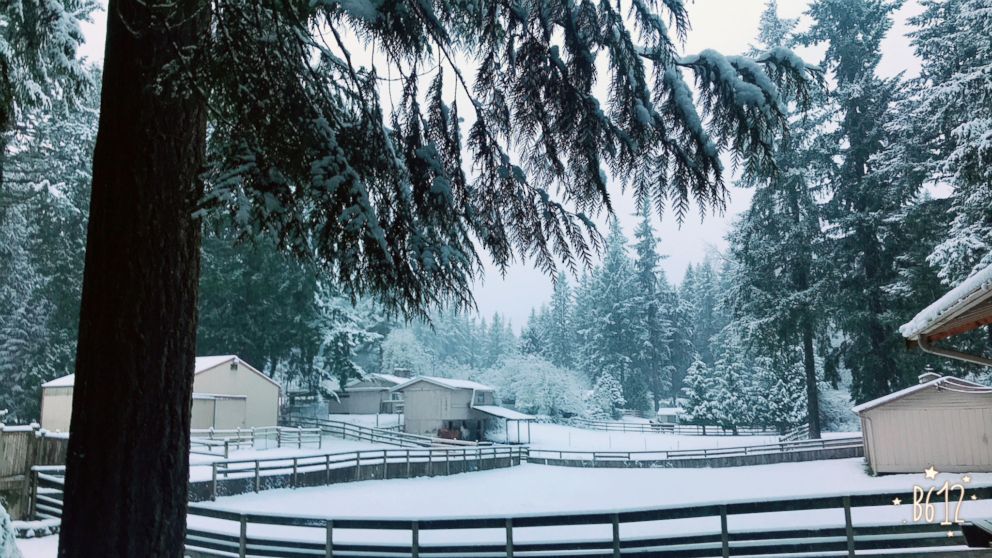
[239,514,247,558]
[411,520,420,558]
[406,450,411,478]
[720,504,730,558]
[292,457,298,487]
[325,519,334,558]
[277,428,281,448]
[298,426,303,449]
[506,517,514,557]
[254,460,260,493]
[612,513,621,558]
[326,454,332,485]
[843,495,855,557]
[356,452,362,481]
[446,450,451,475]
[211,463,218,501]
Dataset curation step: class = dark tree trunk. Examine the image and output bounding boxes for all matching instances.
[801,320,821,439]
[58,1,208,556]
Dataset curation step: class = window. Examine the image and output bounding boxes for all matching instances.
[475,392,485,405]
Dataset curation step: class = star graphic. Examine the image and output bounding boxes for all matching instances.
[892,497,902,506]
[963,475,972,483]
[924,466,939,480]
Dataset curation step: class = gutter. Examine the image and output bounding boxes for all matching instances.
[917,336,992,367]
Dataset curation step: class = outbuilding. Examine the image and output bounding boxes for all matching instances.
[329,372,408,415]
[853,372,992,474]
[40,355,281,431]
[391,376,533,442]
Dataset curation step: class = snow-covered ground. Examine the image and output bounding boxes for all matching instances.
[189,436,392,481]
[521,422,782,451]
[328,413,403,428]
[181,458,992,547]
[18,459,989,555]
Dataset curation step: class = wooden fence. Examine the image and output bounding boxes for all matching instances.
[527,436,864,468]
[566,417,782,436]
[180,485,992,557]
[191,426,322,458]
[283,415,486,448]
[0,424,68,519]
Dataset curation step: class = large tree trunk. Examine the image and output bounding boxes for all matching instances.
[58,1,208,556]
[801,320,821,439]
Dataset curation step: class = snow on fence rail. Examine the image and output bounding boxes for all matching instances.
[191,426,322,458]
[283,415,484,448]
[565,417,782,436]
[180,485,992,557]
[779,423,811,442]
[527,436,864,466]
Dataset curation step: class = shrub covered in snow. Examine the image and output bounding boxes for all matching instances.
[0,503,23,558]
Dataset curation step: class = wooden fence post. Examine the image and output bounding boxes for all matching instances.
[612,513,621,558]
[292,458,298,487]
[506,517,514,557]
[325,519,334,558]
[254,460,260,493]
[720,504,730,558]
[239,514,247,558]
[211,463,218,501]
[411,520,420,558]
[843,495,855,557]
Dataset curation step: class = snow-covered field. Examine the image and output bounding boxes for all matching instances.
[189,436,392,481]
[18,459,990,555]
[521,422,782,451]
[328,413,403,428]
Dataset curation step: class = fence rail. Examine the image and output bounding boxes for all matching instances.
[191,426,323,458]
[33,464,984,557]
[566,417,782,436]
[528,436,863,463]
[179,484,992,557]
[283,415,484,448]
[779,423,811,442]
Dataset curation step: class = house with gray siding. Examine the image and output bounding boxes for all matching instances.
[329,373,407,415]
[391,376,533,442]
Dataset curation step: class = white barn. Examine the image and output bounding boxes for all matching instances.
[854,373,992,474]
[40,355,281,431]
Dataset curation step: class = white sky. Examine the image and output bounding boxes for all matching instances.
[77,1,923,330]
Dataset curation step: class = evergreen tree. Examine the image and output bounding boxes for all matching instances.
[631,206,674,410]
[544,273,576,369]
[802,0,906,403]
[724,0,828,437]
[680,256,728,368]
[519,308,547,355]
[588,371,626,420]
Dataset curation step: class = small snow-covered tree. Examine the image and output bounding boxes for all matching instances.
[588,371,626,420]
[487,355,585,417]
[681,359,719,426]
[380,329,435,376]
[0,502,20,558]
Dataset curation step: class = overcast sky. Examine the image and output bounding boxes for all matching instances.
[78,1,923,330]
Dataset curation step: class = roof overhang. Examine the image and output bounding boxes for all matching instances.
[901,263,992,366]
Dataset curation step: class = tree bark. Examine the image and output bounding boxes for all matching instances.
[801,320,821,439]
[58,1,208,556]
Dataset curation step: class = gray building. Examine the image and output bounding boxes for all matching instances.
[329,373,407,415]
[392,376,533,442]
[854,373,992,474]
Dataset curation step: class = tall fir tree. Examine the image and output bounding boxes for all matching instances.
[631,206,675,410]
[802,0,907,403]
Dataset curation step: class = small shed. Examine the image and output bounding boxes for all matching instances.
[391,376,533,442]
[329,373,408,415]
[40,355,281,431]
[853,373,992,474]
[655,407,684,425]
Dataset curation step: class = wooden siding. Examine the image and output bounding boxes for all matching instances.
[862,387,992,473]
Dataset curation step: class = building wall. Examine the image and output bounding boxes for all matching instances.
[193,362,280,427]
[39,387,73,432]
[862,389,992,473]
[400,382,494,438]
[190,399,216,429]
[328,389,386,414]
[214,398,248,429]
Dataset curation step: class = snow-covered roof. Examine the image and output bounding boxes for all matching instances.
[42,374,75,388]
[41,355,280,390]
[391,376,494,392]
[656,407,684,415]
[852,375,992,414]
[900,263,992,341]
[346,373,409,389]
[472,405,535,420]
[192,393,248,400]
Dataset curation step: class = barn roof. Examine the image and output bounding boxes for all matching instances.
[41,355,280,390]
[391,376,494,392]
[852,375,992,414]
[900,263,992,342]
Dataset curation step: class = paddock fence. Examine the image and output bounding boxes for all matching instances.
[527,436,864,468]
[283,415,486,448]
[564,417,783,436]
[0,424,67,519]
[191,426,322,458]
